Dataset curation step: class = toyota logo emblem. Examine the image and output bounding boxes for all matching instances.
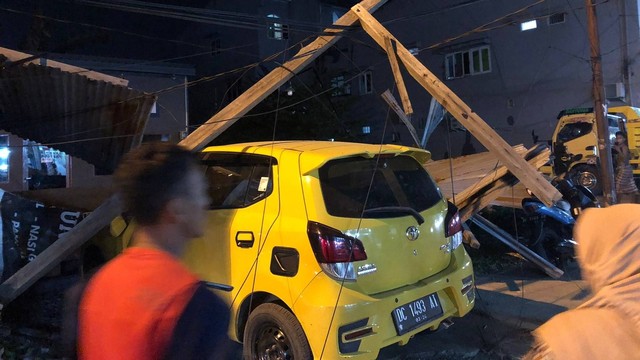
[406,226,420,241]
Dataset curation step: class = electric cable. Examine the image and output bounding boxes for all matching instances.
[223,38,291,332]
[0,5,209,51]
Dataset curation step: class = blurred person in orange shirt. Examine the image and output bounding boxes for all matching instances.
[77,143,231,359]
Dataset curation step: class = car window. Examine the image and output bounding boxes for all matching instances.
[200,153,275,209]
[557,122,593,142]
[607,115,621,128]
[319,155,442,218]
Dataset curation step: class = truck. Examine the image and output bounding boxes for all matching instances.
[549,106,640,194]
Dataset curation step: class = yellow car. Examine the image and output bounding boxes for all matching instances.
[183,141,475,359]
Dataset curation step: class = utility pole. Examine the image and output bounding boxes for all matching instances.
[619,0,632,105]
[585,0,616,205]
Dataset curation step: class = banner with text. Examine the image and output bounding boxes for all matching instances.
[0,189,83,282]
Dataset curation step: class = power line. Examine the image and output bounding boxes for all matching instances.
[66,0,350,36]
[0,5,206,50]
[423,0,546,51]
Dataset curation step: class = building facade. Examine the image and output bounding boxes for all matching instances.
[180,0,640,158]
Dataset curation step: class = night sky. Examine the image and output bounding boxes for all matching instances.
[0,0,213,62]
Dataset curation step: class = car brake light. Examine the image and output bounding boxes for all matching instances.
[308,222,367,263]
[445,201,463,250]
[307,221,367,281]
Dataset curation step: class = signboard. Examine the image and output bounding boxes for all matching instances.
[0,189,83,281]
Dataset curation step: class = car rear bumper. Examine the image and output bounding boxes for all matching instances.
[293,245,475,360]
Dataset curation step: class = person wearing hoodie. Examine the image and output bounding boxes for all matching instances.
[523,204,640,360]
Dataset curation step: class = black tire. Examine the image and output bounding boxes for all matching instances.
[528,226,550,263]
[535,227,573,270]
[569,164,601,195]
[243,303,312,360]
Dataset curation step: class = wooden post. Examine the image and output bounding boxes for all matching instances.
[179,0,389,151]
[382,37,413,116]
[585,0,616,205]
[351,4,562,206]
[381,90,420,146]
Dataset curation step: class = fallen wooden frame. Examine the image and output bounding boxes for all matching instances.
[425,145,528,201]
[352,4,561,206]
[428,144,561,276]
[425,144,550,221]
[0,0,561,306]
[456,145,550,220]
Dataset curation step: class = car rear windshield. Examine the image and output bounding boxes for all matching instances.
[319,155,442,218]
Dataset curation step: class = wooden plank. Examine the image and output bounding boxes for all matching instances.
[458,150,550,221]
[0,47,129,87]
[425,144,527,176]
[0,194,123,305]
[0,0,388,307]
[454,144,548,207]
[381,90,420,146]
[425,145,527,182]
[425,145,527,198]
[382,37,413,116]
[352,4,562,206]
[492,183,530,208]
[179,0,389,151]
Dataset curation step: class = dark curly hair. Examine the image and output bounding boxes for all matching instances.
[113,142,199,225]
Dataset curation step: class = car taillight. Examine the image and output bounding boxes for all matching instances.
[307,221,367,281]
[445,201,463,251]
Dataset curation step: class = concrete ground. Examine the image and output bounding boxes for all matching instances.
[0,260,588,359]
[378,261,588,359]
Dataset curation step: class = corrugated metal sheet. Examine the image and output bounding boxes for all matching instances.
[0,59,155,174]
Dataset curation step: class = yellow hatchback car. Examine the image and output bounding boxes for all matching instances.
[183,141,475,359]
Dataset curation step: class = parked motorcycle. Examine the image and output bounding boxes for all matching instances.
[520,178,599,268]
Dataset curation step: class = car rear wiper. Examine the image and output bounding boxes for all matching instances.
[362,206,424,225]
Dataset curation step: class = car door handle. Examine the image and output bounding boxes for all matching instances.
[236,231,255,248]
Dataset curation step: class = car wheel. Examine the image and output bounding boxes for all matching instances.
[243,303,312,360]
[569,164,601,195]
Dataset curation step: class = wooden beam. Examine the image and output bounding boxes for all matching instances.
[382,37,413,116]
[351,4,562,206]
[424,145,527,182]
[454,144,549,207]
[0,195,123,305]
[492,183,530,208]
[179,0,389,152]
[0,47,129,87]
[458,149,550,221]
[381,90,420,146]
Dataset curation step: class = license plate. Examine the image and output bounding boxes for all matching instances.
[391,292,443,335]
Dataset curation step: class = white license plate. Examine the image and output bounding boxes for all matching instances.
[391,292,443,335]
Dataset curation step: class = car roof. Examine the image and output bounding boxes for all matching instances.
[202,141,431,174]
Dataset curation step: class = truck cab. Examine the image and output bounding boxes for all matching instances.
[551,107,622,194]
